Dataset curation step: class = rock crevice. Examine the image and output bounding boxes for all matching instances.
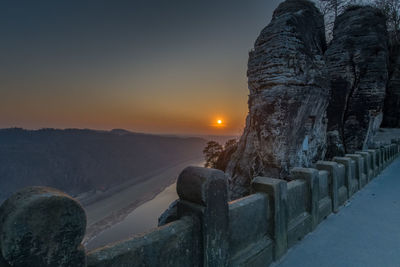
[325,6,388,157]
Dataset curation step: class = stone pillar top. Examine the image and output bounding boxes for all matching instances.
[177,166,227,206]
[0,186,87,267]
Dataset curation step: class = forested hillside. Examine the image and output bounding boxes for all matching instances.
[0,128,206,202]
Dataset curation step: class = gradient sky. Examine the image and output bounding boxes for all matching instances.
[0,0,283,135]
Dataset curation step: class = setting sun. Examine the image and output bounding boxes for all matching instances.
[212,118,226,129]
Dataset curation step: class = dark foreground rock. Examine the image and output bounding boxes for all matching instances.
[0,187,86,267]
[226,0,329,198]
[383,43,400,128]
[325,6,388,157]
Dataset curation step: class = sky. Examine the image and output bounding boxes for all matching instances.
[0,0,283,136]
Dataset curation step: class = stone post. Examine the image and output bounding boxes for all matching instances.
[382,146,388,167]
[355,152,373,181]
[392,144,395,159]
[332,157,356,197]
[380,146,385,169]
[397,138,400,154]
[177,166,229,267]
[345,154,366,189]
[390,145,393,160]
[385,145,390,164]
[397,139,400,155]
[391,141,398,159]
[367,149,379,176]
[252,177,287,260]
[397,139,400,156]
[290,168,319,230]
[376,147,383,172]
[391,144,394,160]
[316,161,339,213]
[0,187,87,267]
[390,145,393,161]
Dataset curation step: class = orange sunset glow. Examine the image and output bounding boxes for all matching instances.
[0,0,281,136]
[210,118,227,129]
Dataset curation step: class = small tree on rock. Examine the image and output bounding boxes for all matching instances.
[203,141,223,168]
[315,0,360,41]
[215,139,238,171]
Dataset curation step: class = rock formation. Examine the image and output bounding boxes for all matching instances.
[226,0,329,198]
[382,42,400,128]
[325,6,388,158]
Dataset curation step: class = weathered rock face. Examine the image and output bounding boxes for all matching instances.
[226,0,329,199]
[325,6,388,158]
[382,43,400,128]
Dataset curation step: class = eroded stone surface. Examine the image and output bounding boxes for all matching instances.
[0,187,86,267]
[177,166,229,266]
[325,6,388,157]
[177,166,227,205]
[226,0,329,198]
[87,217,201,267]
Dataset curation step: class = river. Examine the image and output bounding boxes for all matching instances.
[86,181,179,250]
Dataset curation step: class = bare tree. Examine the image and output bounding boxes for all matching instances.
[315,0,361,41]
[317,0,343,18]
[203,141,223,168]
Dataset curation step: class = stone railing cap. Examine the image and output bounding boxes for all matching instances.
[0,186,86,267]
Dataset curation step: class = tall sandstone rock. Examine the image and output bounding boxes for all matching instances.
[382,43,400,128]
[226,0,329,198]
[325,6,388,157]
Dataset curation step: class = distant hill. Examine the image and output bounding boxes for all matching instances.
[0,128,207,203]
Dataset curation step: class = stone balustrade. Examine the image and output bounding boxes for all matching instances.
[0,139,399,267]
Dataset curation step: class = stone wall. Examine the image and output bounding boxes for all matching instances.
[1,140,399,267]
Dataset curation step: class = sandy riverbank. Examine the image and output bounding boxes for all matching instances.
[82,158,204,247]
[86,182,179,250]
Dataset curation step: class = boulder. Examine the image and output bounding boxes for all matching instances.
[325,6,388,157]
[226,0,329,199]
[0,187,86,267]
